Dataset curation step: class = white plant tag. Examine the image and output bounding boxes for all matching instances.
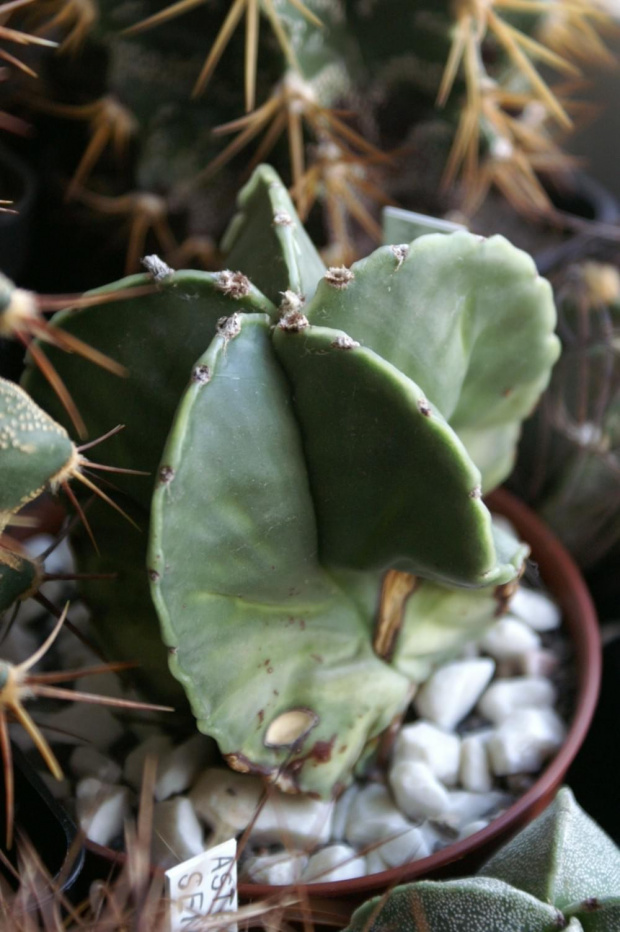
[165,837,238,932]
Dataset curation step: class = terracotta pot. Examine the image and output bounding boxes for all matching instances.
[85,488,600,926]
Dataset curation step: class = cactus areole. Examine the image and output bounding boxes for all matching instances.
[24,166,560,798]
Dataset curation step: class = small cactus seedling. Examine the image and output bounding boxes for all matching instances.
[345,788,620,932]
[24,165,559,797]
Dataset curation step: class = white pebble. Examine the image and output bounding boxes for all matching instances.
[478,677,556,724]
[70,746,122,784]
[389,761,450,821]
[414,659,495,730]
[302,845,367,882]
[34,704,125,751]
[441,790,513,830]
[190,768,263,834]
[154,734,215,801]
[344,784,411,848]
[459,734,493,793]
[392,722,461,785]
[242,851,308,885]
[460,819,489,839]
[331,784,358,842]
[488,708,567,776]
[76,778,130,847]
[151,797,204,869]
[55,606,102,669]
[419,820,455,854]
[124,735,172,790]
[510,587,561,631]
[26,534,73,575]
[480,618,540,662]
[375,825,430,868]
[251,794,333,848]
[518,648,559,678]
[365,849,388,876]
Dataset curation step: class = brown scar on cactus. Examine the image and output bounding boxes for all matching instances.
[494,572,524,617]
[374,570,418,661]
[418,398,432,417]
[215,270,252,299]
[324,266,355,289]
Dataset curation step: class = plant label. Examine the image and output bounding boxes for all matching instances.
[165,837,238,932]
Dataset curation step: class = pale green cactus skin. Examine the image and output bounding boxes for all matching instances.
[0,377,75,516]
[23,165,559,796]
[0,549,40,614]
[346,789,620,932]
[0,376,77,612]
[221,165,326,303]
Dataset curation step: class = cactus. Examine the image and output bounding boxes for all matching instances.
[512,261,620,567]
[18,0,615,276]
[345,788,620,932]
[0,381,174,847]
[20,164,559,797]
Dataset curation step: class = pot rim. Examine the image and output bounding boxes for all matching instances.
[241,488,601,898]
[86,488,601,904]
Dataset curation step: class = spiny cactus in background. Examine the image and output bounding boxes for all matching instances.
[0,0,59,203]
[23,165,559,796]
[346,788,620,932]
[14,0,616,276]
[512,260,620,568]
[0,371,147,614]
[0,377,172,849]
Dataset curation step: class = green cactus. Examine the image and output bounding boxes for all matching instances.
[513,262,620,568]
[346,788,620,932]
[23,0,614,277]
[0,377,76,522]
[0,545,41,614]
[23,164,559,796]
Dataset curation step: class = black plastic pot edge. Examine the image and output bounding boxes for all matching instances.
[534,173,620,276]
[1,744,84,897]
